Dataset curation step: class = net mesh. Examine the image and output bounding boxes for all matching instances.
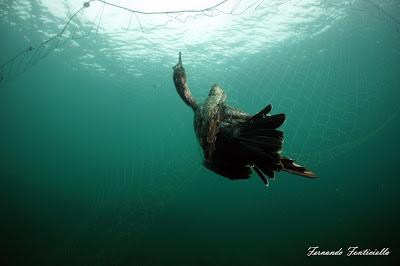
[0,0,399,262]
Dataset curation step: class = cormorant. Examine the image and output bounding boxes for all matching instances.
[172,52,316,187]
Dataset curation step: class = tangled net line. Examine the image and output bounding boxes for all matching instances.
[0,1,278,261]
[0,0,270,86]
[1,1,400,263]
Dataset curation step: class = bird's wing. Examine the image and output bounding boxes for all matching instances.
[224,105,251,120]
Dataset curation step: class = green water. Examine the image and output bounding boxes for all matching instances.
[0,1,399,265]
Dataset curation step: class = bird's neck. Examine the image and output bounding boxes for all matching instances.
[178,85,197,111]
[173,68,197,111]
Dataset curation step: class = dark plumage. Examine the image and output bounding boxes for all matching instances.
[172,52,316,187]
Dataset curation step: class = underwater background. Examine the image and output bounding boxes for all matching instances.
[0,0,399,265]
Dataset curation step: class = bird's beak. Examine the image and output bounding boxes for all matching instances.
[173,51,182,69]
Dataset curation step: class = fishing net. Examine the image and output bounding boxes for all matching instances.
[1,0,398,161]
[0,0,399,262]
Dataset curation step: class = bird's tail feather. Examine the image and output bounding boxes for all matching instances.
[238,104,285,180]
[237,104,316,183]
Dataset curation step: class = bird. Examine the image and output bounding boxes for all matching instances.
[172,52,316,187]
